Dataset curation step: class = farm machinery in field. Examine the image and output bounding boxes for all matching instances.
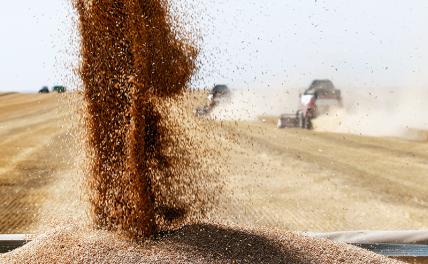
[277,79,342,129]
[195,84,231,116]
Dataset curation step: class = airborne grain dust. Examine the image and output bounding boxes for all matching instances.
[75,0,218,239]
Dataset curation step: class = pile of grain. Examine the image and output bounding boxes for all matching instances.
[1,224,401,264]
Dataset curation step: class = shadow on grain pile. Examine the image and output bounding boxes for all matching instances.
[0,0,403,263]
[1,224,400,263]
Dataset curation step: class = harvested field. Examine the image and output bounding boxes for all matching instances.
[0,93,81,233]
[213,120,428,231]
[1,92,428,262]
[1,92,428,233]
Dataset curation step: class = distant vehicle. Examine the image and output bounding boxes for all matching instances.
[277,79,342,129]
[38,86,50,94]
[195,84,231,116]
[52,85,66,93]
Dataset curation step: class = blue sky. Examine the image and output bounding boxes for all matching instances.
[0,0,427,92]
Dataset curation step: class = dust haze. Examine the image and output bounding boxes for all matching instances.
[314,86,428,140]
[210,87,300,121]
[208,83,427,140]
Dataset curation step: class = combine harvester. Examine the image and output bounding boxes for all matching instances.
[195,84,231,116]
[277,79,342,129]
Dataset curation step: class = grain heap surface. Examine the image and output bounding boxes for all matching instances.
[1,224,402,264]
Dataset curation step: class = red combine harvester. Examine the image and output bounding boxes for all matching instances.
[277,79,342,129]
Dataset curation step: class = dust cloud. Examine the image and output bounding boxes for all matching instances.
[207,83,427,140]
[210,87,299,121]
[314,86,428,140]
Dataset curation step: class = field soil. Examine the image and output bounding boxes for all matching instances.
[0,92,428,234]
[0,93,84,233]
